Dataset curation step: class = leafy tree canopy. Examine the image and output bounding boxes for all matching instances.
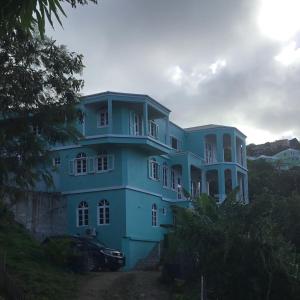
[0,28,84,198]
[0,0,97,36]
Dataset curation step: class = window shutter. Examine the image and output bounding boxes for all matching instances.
[69,160,74,175]
[108,154,114,170]
[157,164,161,180]
[88,157,95,173]
[148,159,152,178]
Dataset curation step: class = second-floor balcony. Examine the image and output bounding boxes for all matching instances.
[79,92,172,154]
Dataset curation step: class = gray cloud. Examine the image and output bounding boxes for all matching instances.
[48,0,300,143]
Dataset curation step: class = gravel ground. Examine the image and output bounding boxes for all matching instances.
[77,271,171,300]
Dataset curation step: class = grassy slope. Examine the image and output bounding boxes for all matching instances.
[0,210,79,300]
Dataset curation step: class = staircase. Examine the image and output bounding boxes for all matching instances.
[134,242,161,271]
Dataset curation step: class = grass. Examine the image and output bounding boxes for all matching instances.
[0,207,80,300]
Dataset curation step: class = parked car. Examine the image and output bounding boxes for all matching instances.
[42,235,125,272]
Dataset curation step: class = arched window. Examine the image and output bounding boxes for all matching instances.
[98,199,110,225]
[152,203,158,227]
[77,201,88,226]
[76,152,87,175]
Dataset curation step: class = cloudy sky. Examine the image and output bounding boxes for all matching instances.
[48,0,300,144]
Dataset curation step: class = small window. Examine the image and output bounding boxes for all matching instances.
[77,201,88,227]
[149,120,158,139]
[75,152,87,175]
[171,136,181,151]
[97,151,108,172]
[97,107,108,128]
[32,125,42,136]
[162,163,168,187]
[152,204,158,227]
[149,158,160,180]
[162,207,167,216]
[53,156,61,167]
[98,199,110,225]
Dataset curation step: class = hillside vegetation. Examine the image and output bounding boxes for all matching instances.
[162,160,300,300]
[0,203,78,300]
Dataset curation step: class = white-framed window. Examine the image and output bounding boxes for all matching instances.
[77,201,88,227]
[149,120,158,139]
[152,203,158,227]
[75,152,87,175]
[97,151,108,172]
[171,168,176,190]
[98,199,110,225]
[134,113,142,136]
[53,156,61,167]
[171,136,181,151]
[149,158,160,180]
[97,107,108,128]
[96,152,114,172]
[162,163,168,187]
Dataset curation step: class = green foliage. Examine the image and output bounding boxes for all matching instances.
[163,193,300,300]
[0,207,78,299]
[0,28,84,199]
[0,0,97,37]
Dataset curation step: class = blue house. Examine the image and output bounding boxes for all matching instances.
[48,91,248,270]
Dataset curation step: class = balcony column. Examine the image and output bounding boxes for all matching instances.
[143,102,148,136]
[243,173,249,203]
[242,141,247,168]
[201,170,207,194]
[216,133,224,162]
[231,167,238,190]
[165,116,170,145]
[231,134,237,163]
[182,164,191,200]
[108,98,113,134]
[218,167,226,202]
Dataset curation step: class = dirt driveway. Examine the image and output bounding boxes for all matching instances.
[78,271,171,300]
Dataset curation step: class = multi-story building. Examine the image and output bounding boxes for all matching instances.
[47,91,248,269]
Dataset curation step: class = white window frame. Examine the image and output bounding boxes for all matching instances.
[98,199,110,225]
[97,107,108,128]
[149,120,158,139]
[133,113,142,136]
[152,203,158,227]
[32,125,42,136]
[96,153,114,173]
[75,152,87,175]
[162,163,168,188]
[77,201,88,227]
[149,158,160,181]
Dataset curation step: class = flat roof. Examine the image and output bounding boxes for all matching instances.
[185,124,247,138]
[81,91,171,113]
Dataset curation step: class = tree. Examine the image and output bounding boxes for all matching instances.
[0,0,97,36]
[0,28,84,199]
[163,194,299,299]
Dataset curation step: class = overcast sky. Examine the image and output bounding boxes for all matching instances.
[48,0,300,144]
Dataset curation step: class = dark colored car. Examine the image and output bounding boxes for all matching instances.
[42,235,125,272]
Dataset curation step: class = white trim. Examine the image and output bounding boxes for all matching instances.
[62,185,186,203]
[51,145,82,151]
